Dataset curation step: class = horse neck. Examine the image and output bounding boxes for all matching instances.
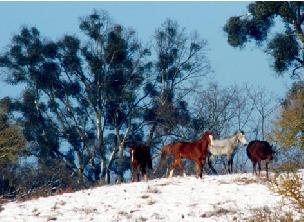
[198,137,209,151]
[227,134,239,147]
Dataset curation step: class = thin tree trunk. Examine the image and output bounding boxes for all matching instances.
[146,123,157,147]
[96,111,107,181]
[75,150,84,184]
[261,116,265,140]
[106,149,118,184]
[115,123,132,183]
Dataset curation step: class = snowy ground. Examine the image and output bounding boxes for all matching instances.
[0,172,303,222]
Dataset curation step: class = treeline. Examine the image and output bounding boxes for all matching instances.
[0,10,213,195]
[0,3,303,198]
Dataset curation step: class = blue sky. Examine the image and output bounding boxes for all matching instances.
[0,1,292,98]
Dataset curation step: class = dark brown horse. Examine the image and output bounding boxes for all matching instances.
[158,131,213,178]
[247,140,274,179]
[130,144,152,182]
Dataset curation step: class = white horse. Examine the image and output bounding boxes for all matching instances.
[208,131,248,173]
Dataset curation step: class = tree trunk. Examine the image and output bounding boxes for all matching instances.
[261,116,265,140]
[114,124,132,183]
[105,149,118,184]
[75,149,84,184]
[146,123,157,147]
[100,157,107,179]
[115,127,124,183]
[96,111,107,181]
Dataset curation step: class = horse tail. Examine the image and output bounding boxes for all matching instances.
[246,140,256,160]
[246,147,252,160]
[147,148,153,170]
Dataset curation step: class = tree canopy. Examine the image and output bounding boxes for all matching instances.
[0,10,211,184]
[224,1,304,77]
[0,108,25,167]
[273,81,304,150]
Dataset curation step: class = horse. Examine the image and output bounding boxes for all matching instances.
[129,144,152,182]
[247,140,274,179]
[207,131,248,174]
[158,131,213,178]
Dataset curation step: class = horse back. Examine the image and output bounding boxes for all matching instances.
[172,140,207,160]
[247,140,273,161]
[131,144,152,169]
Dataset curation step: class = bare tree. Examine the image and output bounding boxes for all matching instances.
[246,85,279,140]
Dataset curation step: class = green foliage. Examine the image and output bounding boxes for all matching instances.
[144,19,210,139]
[223,17,249,47]
[267,32,299,73]
[224,2,304,76]
[0,112,25,166]
[0,9,211,184]
[0,9,154,183]
[272,81,304,150]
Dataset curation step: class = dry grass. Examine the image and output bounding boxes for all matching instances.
[141,194,149,199]
[269,172,304,210]
[231,176,262,185]
[135,216,147,222]
[16,185,76,203]
[246,207,297,222]
[200,207,236,218]
[147,198,156,205]
[46,215,57,221]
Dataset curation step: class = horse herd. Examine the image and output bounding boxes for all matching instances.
[129,131,275,182]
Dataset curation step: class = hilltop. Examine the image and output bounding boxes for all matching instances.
[0,172,303,222]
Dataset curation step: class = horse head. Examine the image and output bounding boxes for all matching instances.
[235,130,248,145]
[129,144,137,162]
[270,144,278,161]
[202,131,214,146]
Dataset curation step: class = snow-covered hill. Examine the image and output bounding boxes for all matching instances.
[0,172,303,222]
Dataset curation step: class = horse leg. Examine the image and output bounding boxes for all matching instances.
[131,165,136,182]
[168,159,179,178]
[200,158,206,178]
[177,160,186,177]
[222,156,227,173]
[137,167,140,182]
[194,161,201,178]
[230,158,234,173]
[131,170,135,182]
[133,168,140,182]
[141,166,148,182]
[227,159,232,174]
[266,161,269,179]
[252,161,257,175]
[258,161,261,177]
[208,154,217,175]
[195,159,204,178]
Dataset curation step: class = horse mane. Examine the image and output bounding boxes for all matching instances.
[234,130,244,135]
[201,131,212,138]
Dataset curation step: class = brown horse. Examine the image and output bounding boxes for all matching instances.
[130,144,152,182]
[158,131,213,178]
[247,140,275,179]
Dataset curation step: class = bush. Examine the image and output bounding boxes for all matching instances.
[247,207,296,222]
[269,172,304,210]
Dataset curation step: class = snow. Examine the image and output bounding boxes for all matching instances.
[0,172,302,222]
